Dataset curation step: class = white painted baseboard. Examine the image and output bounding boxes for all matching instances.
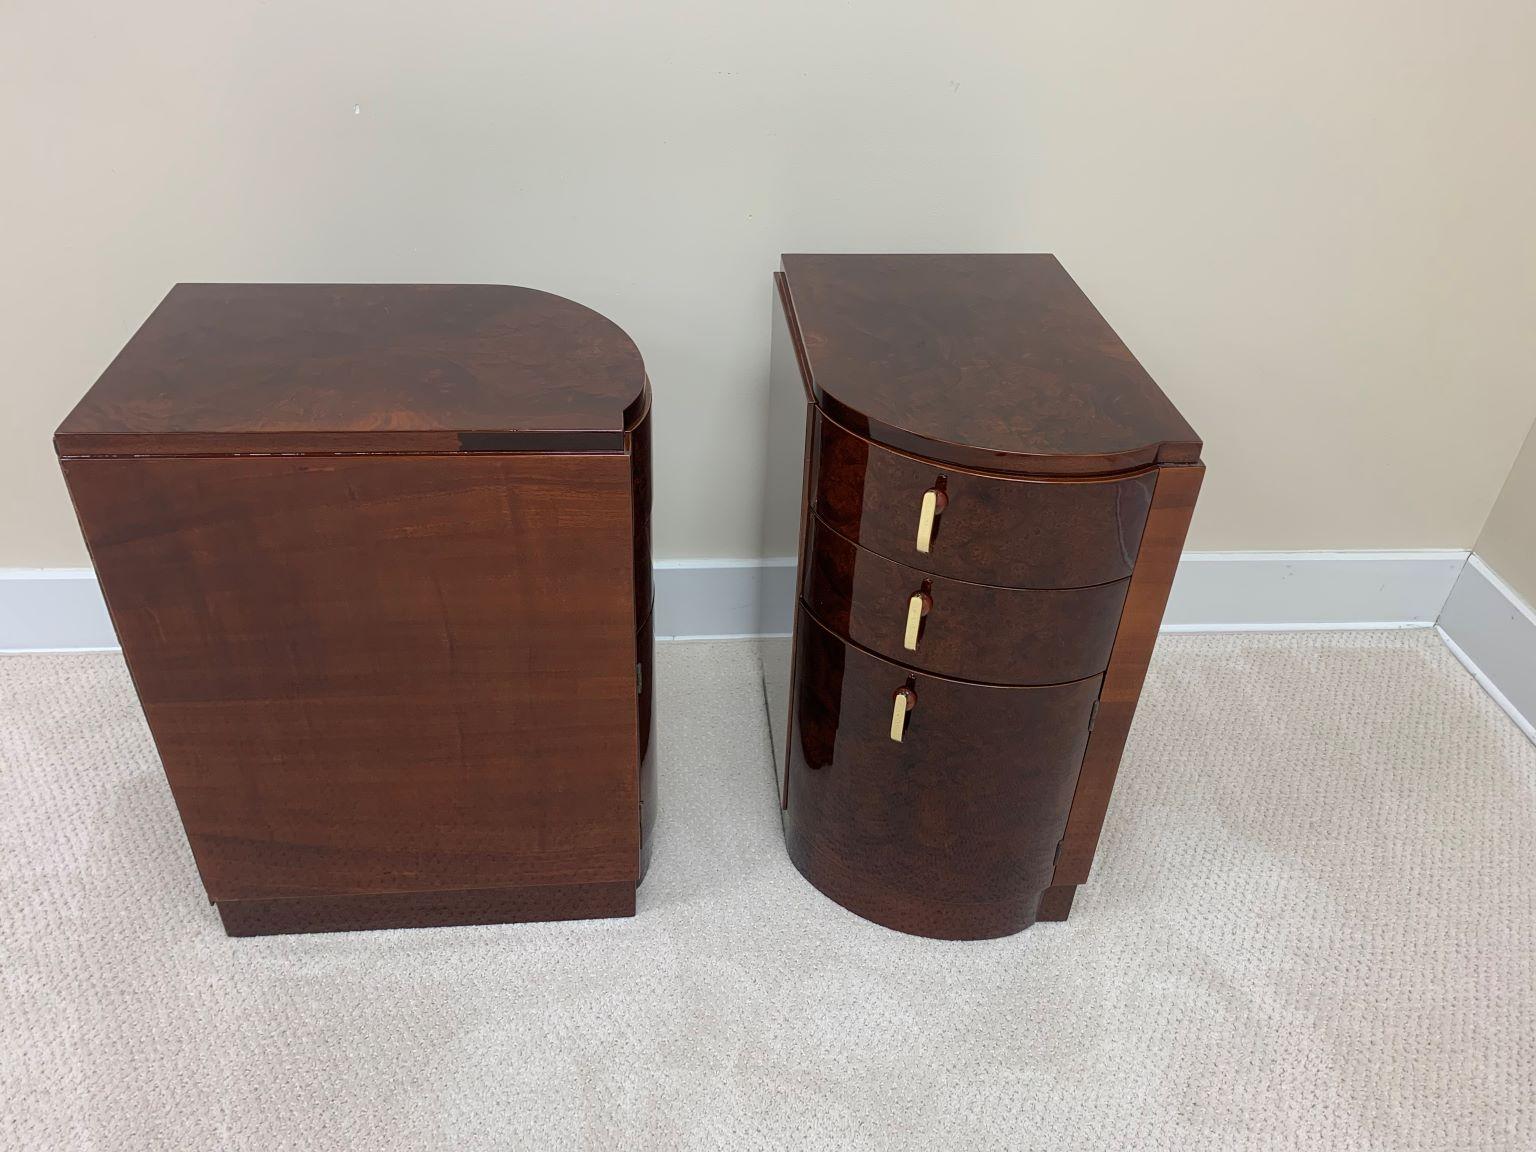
[666,549,1469,638]
[654,558,797,640]
[0,569,117,653]
[0,550,1469,652]
[1160,550,1466,631]
[1436,554,1536,742]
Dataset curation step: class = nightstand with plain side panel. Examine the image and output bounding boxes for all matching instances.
[55,283,655,936]
[759,253,1203,939]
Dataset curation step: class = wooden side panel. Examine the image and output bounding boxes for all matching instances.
[628,395,654,625]
[1045,462,1204,904]
[762,272,818,808]
[630,393,656,882]
[62,453,639,904]
[637,608,657,882]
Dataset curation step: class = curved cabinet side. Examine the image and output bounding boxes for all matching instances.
[783,609,1102,939]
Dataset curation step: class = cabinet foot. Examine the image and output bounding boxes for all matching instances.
[1036,885,1077,922]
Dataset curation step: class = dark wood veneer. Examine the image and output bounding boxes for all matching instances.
[1043,463,1204,910]
[56,283,649,457]
[812,411,1156,588]
[784,610,1101,939]
[765,253,1203,939]
[802,514,1128,685]
[781,254,1200,475]
[630,397,655,627]
[637,608,657,881]
[64,453,640,901]
[57,284,654,935]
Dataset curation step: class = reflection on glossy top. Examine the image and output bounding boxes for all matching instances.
[57,283,648,456]
[781,253,1201,475]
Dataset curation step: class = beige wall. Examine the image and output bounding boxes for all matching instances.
[1476,423,1536,604]
[4,1,1535,565]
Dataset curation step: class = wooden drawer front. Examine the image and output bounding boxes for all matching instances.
[802,514,1129,685]
[811,413,1156,588]
[783,609,1101,939]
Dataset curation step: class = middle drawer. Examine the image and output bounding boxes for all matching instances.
[802,514,1130,685]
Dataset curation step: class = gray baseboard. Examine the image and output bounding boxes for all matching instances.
[1437,555,1536,742]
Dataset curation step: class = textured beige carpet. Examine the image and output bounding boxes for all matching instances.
[1,632,1533,1150]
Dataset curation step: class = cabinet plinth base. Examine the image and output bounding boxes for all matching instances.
[216,882,637,937]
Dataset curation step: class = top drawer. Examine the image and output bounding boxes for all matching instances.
[811,413,1158,588]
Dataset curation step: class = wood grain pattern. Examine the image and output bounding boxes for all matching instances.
[1043,463,1205,909]
[802,513,1129,684]
[55,283,648,457]
[62,453,641,904]
[783,609,1102,939]
[769,254,1203,936]
[812,411,1157,588]
[781,254,1201,475]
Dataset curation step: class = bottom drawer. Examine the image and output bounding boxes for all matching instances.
[783,608,1101,939]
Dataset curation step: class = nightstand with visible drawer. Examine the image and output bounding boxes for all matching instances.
[759,254,1203,939]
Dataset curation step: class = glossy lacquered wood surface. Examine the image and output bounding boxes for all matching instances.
[781,254,1201,475]
[62,452,642,905]
[769,255,1203,936]
[812,411,1157,588]
[55,283,649,457]
[629,399,655,624]
[802,514,1129,685]
[783,610,1102,939]
[1045,463,1205,908]
[637,608,657,882]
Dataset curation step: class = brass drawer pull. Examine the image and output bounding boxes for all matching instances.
[903,586,933,651]
[890,686,917,742]
[914,484,948,553]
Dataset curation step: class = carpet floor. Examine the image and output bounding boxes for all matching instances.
[1,631,1533,1150]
